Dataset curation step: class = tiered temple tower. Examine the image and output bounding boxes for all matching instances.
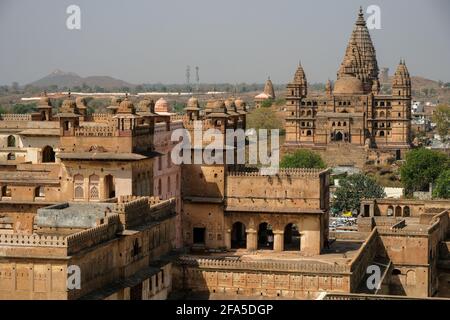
[283,8,412,164]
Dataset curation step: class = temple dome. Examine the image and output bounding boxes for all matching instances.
[333,75,364,95]
[61,99,77,110]
[155,97,171,113]
[187,97,199,108]
[117,97,135,114]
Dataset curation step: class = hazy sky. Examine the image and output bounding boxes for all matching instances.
[0,0,449,85]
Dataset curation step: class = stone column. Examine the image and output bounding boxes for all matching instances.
[224,229,231,250]
[273,231,284,252]
[246,229,257,251]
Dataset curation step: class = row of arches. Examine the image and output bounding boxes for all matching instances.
[231,222,301,251]
[387,205,411,217]
[74,174,115,200]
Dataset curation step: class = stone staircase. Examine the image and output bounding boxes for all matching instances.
[318,143,367,168]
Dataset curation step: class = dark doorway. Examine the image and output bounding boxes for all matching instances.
[193,227,206,244]
[257,222,273,250]
[395,149,401,160]
[105,174,115,198]
[231,222,246,249]
[42,146,55,163]
[130,283,143,300]
[284,223,301,251]
[335,131,343,141]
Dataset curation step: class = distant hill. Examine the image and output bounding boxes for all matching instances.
[29,69,135,89]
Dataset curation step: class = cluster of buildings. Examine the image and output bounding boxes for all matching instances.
[0,8,449,300]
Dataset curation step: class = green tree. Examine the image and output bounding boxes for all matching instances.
[332,174,386,214]
[246,107,282,131]
[400,148,448,195]
[432,104,450,141]
[260,98,274,108]
[12,103,36,114]
[280,149,326,169]
[432,169,450,199]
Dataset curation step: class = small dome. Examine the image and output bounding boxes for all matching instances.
[187,97,199,108]
[61,99,77,110]
[155,97,171,113]
[333,75,364,95]
[117,97,135,114]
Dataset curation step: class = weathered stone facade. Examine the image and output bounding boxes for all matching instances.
[283,9,412,165]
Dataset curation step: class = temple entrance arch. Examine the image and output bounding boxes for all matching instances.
[335,131,343,141]
[284,223,301,251]
[231,222,246,249]
[257,222,273,250]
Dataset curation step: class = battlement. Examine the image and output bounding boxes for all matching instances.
[75,126,116,137]
[91,113,114,123]
[227,167,329,177]
[66,214,121,255]
[0,114,32,121]
[176,256,350,274]
[0,233,67,247]
[114,195,176,229]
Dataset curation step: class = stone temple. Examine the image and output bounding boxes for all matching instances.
[283,8,412,166]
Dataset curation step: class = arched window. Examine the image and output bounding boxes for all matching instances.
[74,174,84,199]
[89,175,99,200]
[379,131,385,137]
[380,111,385,117]
[7,135,16,147]
[343,122,347,127]
[42,146,55,163]
[403,206,411,217]
[7,153,15,161]
[306,130,312,136]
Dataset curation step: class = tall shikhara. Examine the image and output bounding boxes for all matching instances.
[337,7,380,93]
[283,7,412,164]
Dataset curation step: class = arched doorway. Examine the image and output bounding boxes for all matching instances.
[231,222,246,249]
[284,223,301,251]
[335,131,343,141]
[387,205,394,216]
[7,135,16,147]
[403,206,410,217]
[257,222,273,250]
[395,206,402,217]
[104,174,115,198]
[42,146,55,163]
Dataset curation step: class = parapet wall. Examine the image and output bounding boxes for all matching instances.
[0,114,32,121]
[226,167,329,211]
[66,214,121,255]
[114,195,176,229]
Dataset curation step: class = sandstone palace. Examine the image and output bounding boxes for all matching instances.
[283,8,412,165]
[0,8,449,300]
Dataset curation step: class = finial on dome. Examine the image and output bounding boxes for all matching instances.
[359,6,363,14]
[68,89,71,98]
